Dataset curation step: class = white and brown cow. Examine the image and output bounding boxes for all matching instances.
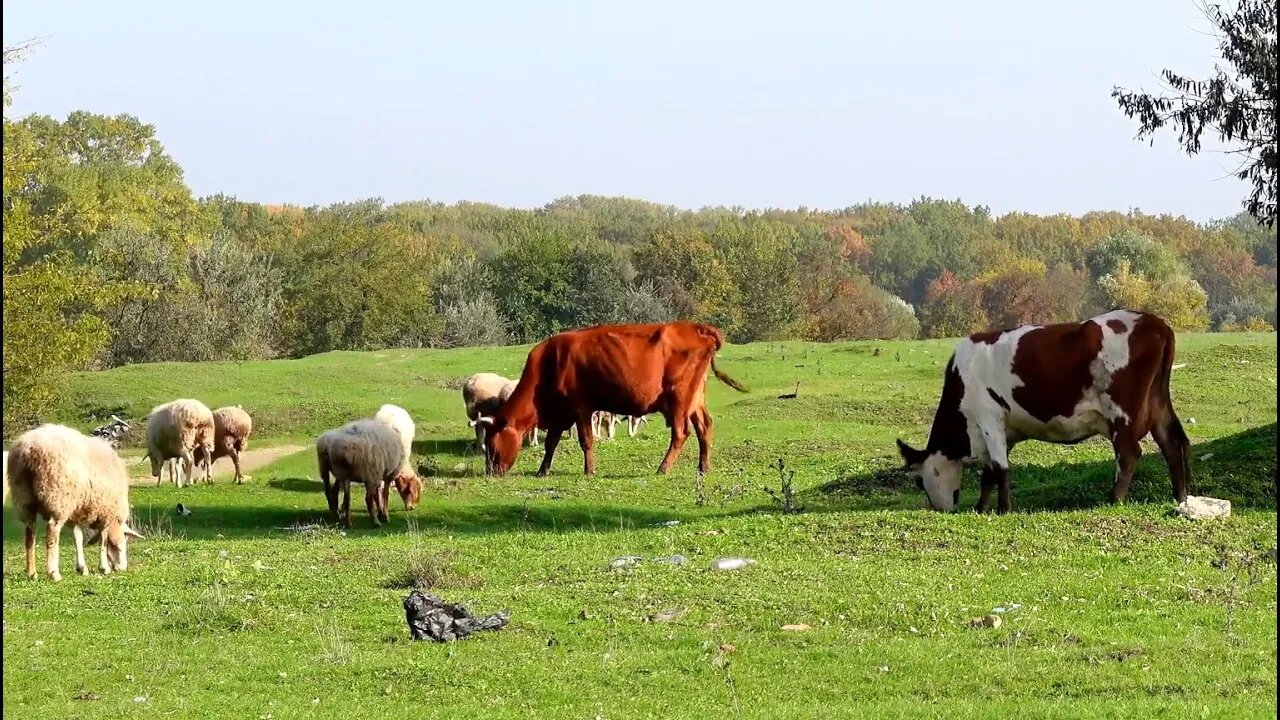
[897,310,1191,513]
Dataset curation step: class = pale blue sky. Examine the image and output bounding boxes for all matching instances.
[3,0,1250,220]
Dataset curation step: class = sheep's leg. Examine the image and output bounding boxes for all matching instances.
[73,526,89,576]
[341,479,352,529]
[45,517,65,582]
[24,524,36,579]
[153,453,163,486]
[364,481,380,528]
[232,450,244,484]
[100,541,113,574]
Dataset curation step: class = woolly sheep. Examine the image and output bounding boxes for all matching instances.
[147,399,216,487]
[374,404,415,465]
[316,418,420,528]
[463,372,511,450]
[7,424,144,581]
[193,405,254,484]
[3,450,9,504]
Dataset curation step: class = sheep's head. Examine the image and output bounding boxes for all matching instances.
[476,416,521,476]
[394,471,422,510]
[88,521,144,571]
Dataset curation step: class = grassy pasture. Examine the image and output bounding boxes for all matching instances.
[3,333,1276,719]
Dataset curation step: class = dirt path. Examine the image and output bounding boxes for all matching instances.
[127,443,309,485]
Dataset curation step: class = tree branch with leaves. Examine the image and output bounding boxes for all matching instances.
[1113,0,1278,227]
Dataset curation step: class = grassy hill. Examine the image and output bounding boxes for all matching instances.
[4,332,1276,719]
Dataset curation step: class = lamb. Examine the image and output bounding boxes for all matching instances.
[373,403,423,509]
[7,424,144,581]
[146,399,216,487]
[316,418,420,528]
[192,405,254,484]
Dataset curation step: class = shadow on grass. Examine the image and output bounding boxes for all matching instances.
[412,438,478,457]
[266,477,320,493]
[788,424,1278,514]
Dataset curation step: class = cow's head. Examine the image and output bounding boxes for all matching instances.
[394,470,422,510]
[475,416,521,476]
[897,439,962,512]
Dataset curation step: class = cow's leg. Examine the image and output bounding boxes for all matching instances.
[536,427,567,477]
[46,517,65,582]
[978,422,1012,513]
[1109,424,1143,505]
[576,411,598,476]
[976,467,998,513]
[25,523,37,579]
[1151,411,1191,503]
[690,406,714,475]
[657,411,692,475]
[73,525,89,576]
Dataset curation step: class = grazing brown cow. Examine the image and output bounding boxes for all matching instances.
[897,310,1191,513]
[475,322,748,477]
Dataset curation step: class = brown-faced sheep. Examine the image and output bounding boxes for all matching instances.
[191,405,254,484]
[147,399,216,487]
[7,424,144,581]
[374,403,422,510]
[316,419,414,528]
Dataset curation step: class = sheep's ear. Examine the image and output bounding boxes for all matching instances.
[475,416,496,427]
[467,419,479,428]
[123,524,145,540]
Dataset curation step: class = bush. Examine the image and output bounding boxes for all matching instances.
[920,270,988,338]
[439,296,510,348]
[804,279,919,340]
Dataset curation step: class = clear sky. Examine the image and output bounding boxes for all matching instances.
[2,0,1250,221]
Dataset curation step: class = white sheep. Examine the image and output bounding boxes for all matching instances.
[7,424,144,581]
[463,373,514,449]
[3,449,9,504]
[193,405,254,484]
[147,399,216,487]
[316,418,420,528]
[375,403,416,466]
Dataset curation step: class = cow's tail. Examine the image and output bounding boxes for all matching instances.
[710,357,748,393]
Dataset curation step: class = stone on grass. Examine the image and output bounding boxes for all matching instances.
[1175,496,1231,521]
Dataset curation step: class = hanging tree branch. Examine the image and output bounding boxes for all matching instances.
[1112,1,1278,227]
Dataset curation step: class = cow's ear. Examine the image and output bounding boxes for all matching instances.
[896,439,928,469]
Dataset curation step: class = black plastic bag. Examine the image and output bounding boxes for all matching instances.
[403,591,510,643]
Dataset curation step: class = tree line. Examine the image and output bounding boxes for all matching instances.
[4,110,1276,434]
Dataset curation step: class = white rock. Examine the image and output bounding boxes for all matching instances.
[1175,495,1231,521]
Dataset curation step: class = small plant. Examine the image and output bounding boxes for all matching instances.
[319,626,353,665]
[1212,542,1276,639]
[166,582,255,634]
[695,470,707,507]
[385,521,483,591]
[416,454,440,478]
[131,508,181,541]
[762,457,802,513]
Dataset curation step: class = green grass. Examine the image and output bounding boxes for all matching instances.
[5,333,1277,719]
